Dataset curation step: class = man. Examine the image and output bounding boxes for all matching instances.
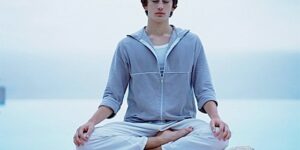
[74,0,231,149]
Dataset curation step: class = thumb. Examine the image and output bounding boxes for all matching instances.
[85,125,94,138]
[210,120,216,132]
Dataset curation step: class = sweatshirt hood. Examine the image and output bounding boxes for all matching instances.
[127,25,190,45]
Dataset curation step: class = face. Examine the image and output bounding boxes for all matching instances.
[144,0,174,22]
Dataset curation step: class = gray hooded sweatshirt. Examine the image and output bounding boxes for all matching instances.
[100,26,217,123]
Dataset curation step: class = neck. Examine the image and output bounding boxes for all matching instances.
[146,21,172,36]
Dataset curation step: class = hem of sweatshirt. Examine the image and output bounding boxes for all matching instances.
[99,97,121,118]
[197,97,218,113]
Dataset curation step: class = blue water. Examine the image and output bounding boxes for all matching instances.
[0,99,299,150]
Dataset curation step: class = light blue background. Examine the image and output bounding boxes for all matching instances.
[1,0,299,99]
[0,0,300,150]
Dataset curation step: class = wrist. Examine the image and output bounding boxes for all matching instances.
[87,120,96,126]
[210,115,221,120]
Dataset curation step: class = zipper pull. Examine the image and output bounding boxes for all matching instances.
[160,71,164,83]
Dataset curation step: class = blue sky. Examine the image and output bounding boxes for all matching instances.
[0,0,299,99]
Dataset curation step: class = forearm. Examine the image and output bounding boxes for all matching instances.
[204,100,220,119]
[87,106,113,125]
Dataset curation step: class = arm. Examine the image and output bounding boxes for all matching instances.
[88,106,113,126]
[192,36,230,141]
[192,36,217,113]
[100,41,130,118]
[74,41,130,146]
[204,101,231,141]
[204,100,220,119]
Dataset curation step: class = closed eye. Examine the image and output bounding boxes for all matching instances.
[163,0,170,4]
[151,0,170,4]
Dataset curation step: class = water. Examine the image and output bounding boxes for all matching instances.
[0,99,299,150]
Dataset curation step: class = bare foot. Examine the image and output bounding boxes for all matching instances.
[156,127,193,144]
[144,127,194,150]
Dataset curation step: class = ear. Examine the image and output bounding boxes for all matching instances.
[170,8,175,15]
[143,6,148,11]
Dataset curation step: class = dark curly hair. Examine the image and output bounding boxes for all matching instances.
[140,0,178,17]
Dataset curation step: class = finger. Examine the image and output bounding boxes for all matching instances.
[82,131,89,141]
[75,129,85,146]
[78,127,87,141]
[222,127,229,141]
[214,122,222,137]
[224,125,231,140]
[73,131,79,145]
[225,132,231,140]
[74,133,81,146]
[84,126,94,141]
[217,123,225,140]
[214,127,220,137]
[210,120,216,133]
[76,136,84,146]
[220,124,231,141]
[73,135,78,146]
[225,129,231,140]
[211,120,219,135]
[74,138,82,147]
[77,135,85,146]
[219,122,225,132]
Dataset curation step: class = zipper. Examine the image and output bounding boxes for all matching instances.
[137,32,187,121]
[139,39,165,121]
[160,72,164,121]
[159,38,183,121]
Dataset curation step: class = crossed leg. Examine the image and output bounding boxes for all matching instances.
[160,119,229,150]
[76,119,228,150]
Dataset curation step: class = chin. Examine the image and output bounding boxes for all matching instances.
[150,17,169,23]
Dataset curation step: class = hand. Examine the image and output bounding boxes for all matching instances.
[73,122,95,146]
[210,118,231,141]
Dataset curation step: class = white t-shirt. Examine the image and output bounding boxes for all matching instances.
[153,43,169,72]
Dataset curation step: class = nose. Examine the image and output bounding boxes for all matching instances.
[157,2,163,10]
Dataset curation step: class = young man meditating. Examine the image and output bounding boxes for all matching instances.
[74,0,231,149]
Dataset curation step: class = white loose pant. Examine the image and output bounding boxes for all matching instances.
[76,119,228,150]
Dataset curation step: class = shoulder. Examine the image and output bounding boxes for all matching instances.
[117,36,136,45]
[114,31,143,57]
[185,31,202,43]
[176,28,204,53]
[114,36,140,53]
[174,26,202,43]
[180,30,203,46]
[119,27,145,45]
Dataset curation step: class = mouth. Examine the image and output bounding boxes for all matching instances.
[155,12,166,16]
